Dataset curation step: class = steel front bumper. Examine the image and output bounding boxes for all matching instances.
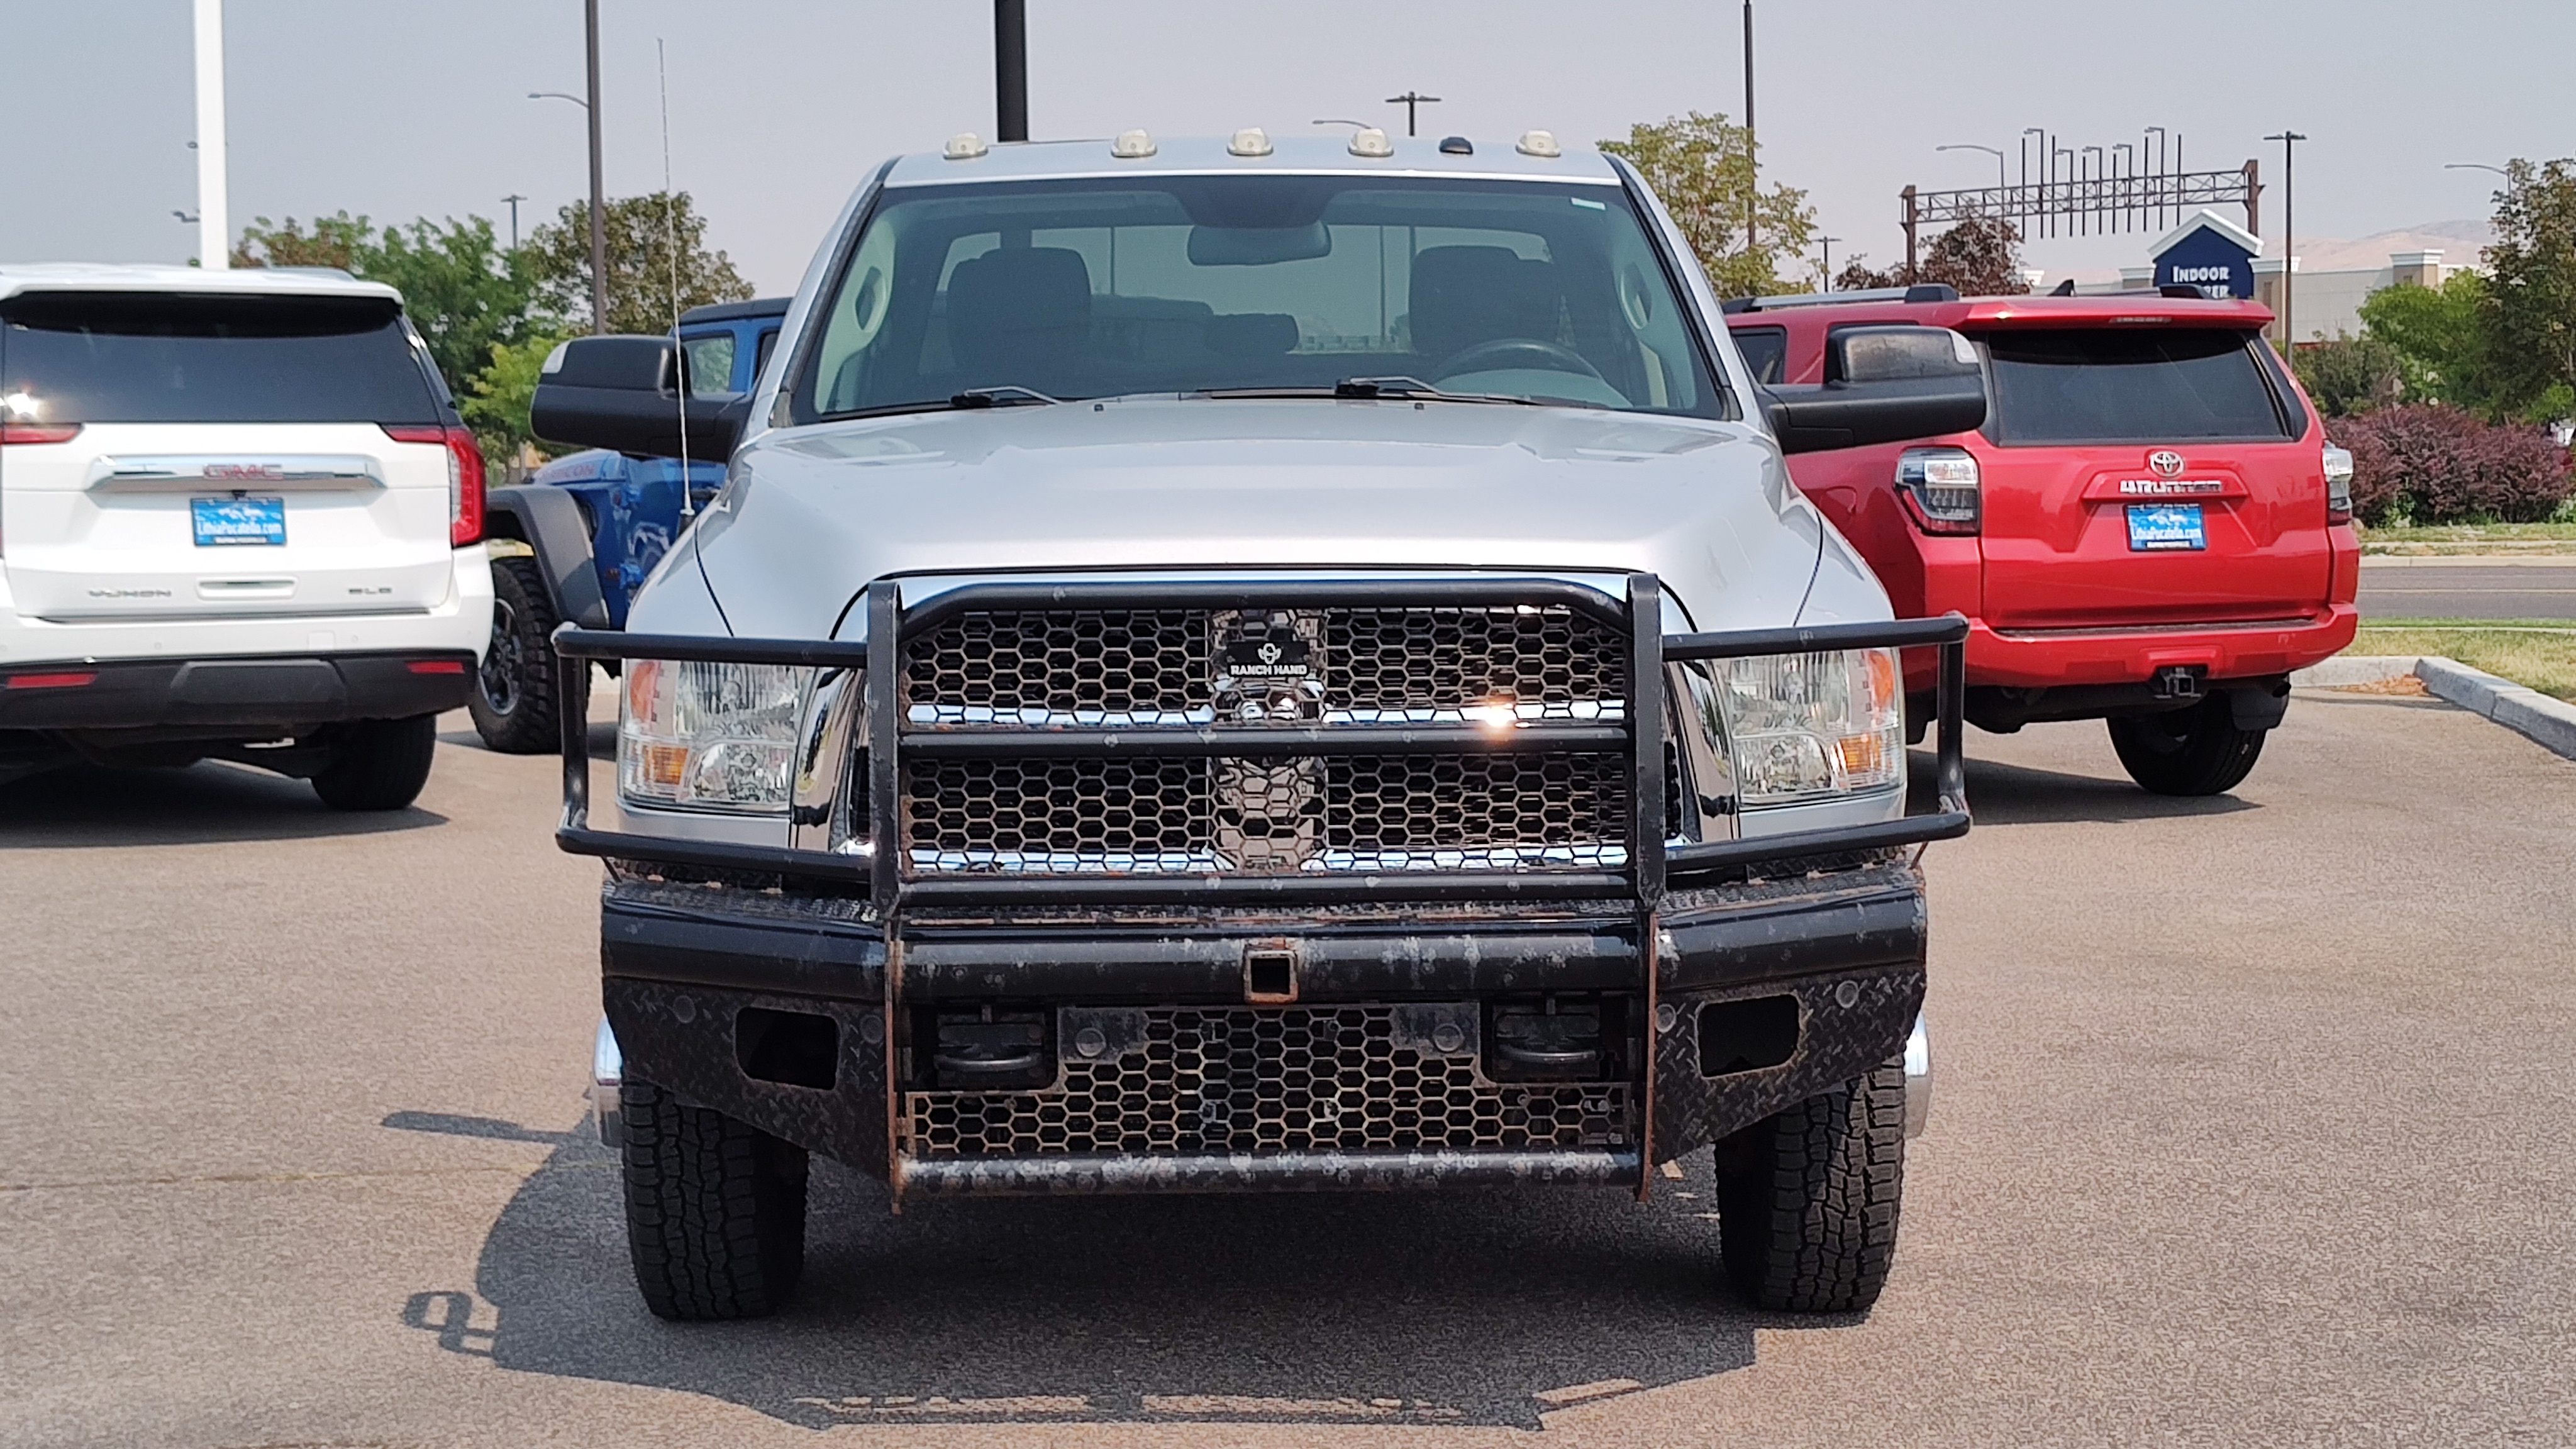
[594,862,1929,1198]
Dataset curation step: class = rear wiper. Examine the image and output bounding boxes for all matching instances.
[948,385,1061,408]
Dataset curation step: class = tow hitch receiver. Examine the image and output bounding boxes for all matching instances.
[2151,664,2208,700]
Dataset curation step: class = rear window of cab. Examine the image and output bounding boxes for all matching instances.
[1979,326,2304,446]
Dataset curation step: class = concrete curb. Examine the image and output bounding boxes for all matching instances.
[2292,654,2576,762]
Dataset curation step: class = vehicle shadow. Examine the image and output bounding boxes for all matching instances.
[0,760,446,848]
[435,721,614,758]
[1907,748,2257,827]
[408,1118,1806,1430]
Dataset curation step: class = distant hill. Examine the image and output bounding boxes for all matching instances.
[2274,219,2495,272]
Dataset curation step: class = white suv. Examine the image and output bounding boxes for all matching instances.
[0,265,494,809]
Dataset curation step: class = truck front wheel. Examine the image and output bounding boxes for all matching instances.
[620,1079,807,1321]
[467,557,562,755]
[1714,1057,1907,1314]
[2107,697,2266,796]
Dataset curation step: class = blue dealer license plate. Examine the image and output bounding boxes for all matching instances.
[192,496,286,547]
[2126,502,2206,552]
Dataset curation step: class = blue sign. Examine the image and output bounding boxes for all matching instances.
[2151,213,2258,299]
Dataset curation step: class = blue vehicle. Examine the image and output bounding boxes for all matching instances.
[470,297,788,750]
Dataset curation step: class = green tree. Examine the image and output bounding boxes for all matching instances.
[1826,215,2027,297]
[2294,333,2406,417]
[1601,113,1817,298]
[2359,270,2494,411]
[460,331,575,471]
[233,211,557,404]
[2480,158,2576,424]
[521,191,752,335]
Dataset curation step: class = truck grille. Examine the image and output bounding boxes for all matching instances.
[896,602,1635,876]
[904,1004,1634,1158]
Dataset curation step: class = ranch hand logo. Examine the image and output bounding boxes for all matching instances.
[1223,635,1311,680]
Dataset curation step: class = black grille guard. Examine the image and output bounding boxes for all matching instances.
[552,575,1970,910]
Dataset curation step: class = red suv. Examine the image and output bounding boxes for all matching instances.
[1727,287,2358,795]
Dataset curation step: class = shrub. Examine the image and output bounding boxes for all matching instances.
[2336,404,2575,525]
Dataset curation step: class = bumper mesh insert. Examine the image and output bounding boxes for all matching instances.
[905,1003,1633,1158]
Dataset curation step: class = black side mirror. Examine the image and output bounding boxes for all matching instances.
[530,335,746,461]
[1765,326,1986,454]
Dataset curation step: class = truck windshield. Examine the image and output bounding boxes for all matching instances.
[792,175,1727,421]
[1982,328,2297,445]
[0,292,441,425]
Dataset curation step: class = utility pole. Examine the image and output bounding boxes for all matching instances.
[582,0,609,333]
[2263,130,2306,354]
[1742,0,1756,252]
[502,194,526,252]
[994,0,1028,142]
[1818,235,1840,291]
[1385,91,1440,138]
[192,0,228,269]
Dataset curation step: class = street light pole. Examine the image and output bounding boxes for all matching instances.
[994,0,1028,143]
[2264,130,2307,354]
[1384,91,1440,138]
[1742,0,1756,252]
[1818,235,1840,291]
[502,194,526,252]
[1937,143,2007,194]
[583,0,608,333]
[192,0,228,269]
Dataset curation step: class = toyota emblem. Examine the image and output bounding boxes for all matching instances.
[2147,450,2185,478]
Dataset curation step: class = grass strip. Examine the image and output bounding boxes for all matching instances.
[2350,618,2576,701]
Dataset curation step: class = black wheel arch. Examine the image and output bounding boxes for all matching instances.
[482,484,612,631]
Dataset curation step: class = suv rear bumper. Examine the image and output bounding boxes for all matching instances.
[0,650,475,732]
[1903,606,2360,694]
[597,865,1929,1198]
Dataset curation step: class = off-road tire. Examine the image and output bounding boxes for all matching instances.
[308,714,438,811]
[620,1079,808,1321]
[2107,697,2267,796]
[1714,1056,1907,1314]
[466,556,561,754]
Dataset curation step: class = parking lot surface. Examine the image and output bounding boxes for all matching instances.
[2358,559,2576,619]
[4,691,2573,1448]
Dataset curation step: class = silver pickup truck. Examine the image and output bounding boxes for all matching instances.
[530,128,1985,1323]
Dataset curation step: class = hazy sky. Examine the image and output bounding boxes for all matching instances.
[8,0,2568,294]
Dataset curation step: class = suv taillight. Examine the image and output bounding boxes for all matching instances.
[1896,447,1981,535]
[2322,444,2355,525]
[0,423,82,445]
[384,423,487,547]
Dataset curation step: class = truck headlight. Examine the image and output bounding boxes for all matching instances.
[619,659,806,814]
[1711,648,1904,805]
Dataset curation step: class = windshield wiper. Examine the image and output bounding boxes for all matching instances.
[1194,377,1549,406]
[948,385,1062,408]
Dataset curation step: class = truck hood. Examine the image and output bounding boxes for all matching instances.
[675,398,1874,637]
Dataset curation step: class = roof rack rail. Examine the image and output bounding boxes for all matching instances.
[1721,283,1959,313]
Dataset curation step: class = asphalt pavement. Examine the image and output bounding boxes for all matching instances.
[4,694,2573,1447]
[2357,558,2576,619]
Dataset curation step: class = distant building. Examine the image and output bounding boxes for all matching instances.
[2058,208,2475,348]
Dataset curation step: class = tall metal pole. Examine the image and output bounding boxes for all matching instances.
[1742,0,1756,252]
[995,0,1028,142]
[2264,131,2306,352]
[584,0,608,333]
[192,0,228,269]
[502,194,526,252]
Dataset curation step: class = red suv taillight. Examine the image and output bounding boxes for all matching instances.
[1896,447,1982,535]
[384,423,486,547]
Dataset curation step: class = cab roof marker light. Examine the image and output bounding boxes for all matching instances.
[944,132,991,161]
[1228,128,1274,158]
[1348,127,1394,159]
[1516,130,1562,158]
[1110,129,1157,159]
